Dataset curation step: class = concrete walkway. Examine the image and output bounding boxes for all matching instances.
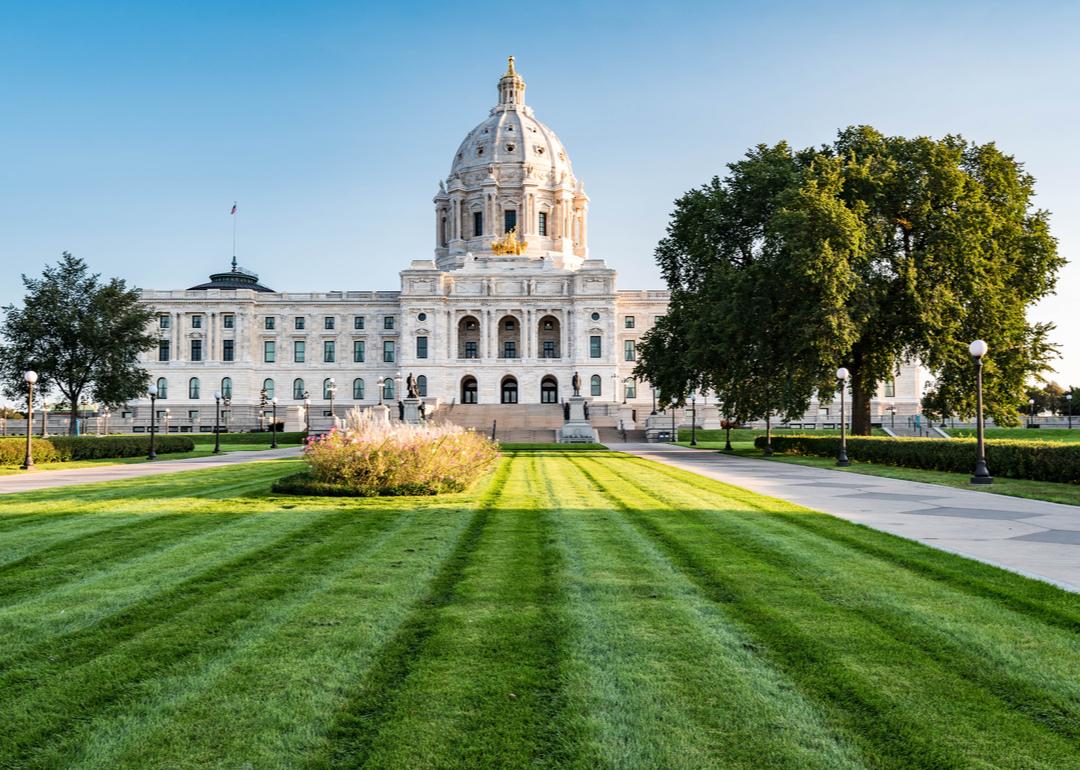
[621,443,1080,593]
[0,446,303,496]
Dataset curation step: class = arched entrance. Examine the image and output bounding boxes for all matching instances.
[461,376,478,404]
[540,376,558,404]
[501,376,519,404]
[537,315,561,358]
[498,315,521,359]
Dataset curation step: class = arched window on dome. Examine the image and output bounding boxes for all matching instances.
[440,215,448,247]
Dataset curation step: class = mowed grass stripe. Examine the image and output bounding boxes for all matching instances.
[572,454,1080,770]
[0,504,327,664]
[307,454,577,769]
[0,501,415,766]
[618,455,1080,745]
[46,495,485,770]
[639,455,1080,632]
[539,451,863,770]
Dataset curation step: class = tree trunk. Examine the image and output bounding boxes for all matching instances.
[849,360,874,436]
[68,389,81,435]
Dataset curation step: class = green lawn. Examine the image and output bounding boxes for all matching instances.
[946,426,1080,442]
[2,452,1080,768]
[0,442,300,476]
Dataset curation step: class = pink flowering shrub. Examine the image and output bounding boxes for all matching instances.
[302,410,498,495]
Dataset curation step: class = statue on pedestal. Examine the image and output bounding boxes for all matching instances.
[406,373,419,399]
[572,371,581,397]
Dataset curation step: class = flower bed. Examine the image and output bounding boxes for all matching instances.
[276,412,498,496]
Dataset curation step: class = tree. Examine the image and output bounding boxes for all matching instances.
[638,127,1063,434]
[0,253,156,434]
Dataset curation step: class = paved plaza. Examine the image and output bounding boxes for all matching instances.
[622,444,1080,592]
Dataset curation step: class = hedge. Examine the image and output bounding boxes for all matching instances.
[0,435,194,465]
[753,434,1080,485]
[189,432,308,446]
[271,471,443,497]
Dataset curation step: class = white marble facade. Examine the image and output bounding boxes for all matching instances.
[133,58,921,432]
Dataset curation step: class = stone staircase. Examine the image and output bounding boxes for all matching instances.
[434,403,564,443]
[597,427,648,444]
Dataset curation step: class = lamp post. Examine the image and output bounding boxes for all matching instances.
[670,405,676,444]
[888,405,896,430]
[164,408,171,434]
[610,373,618,405]
[327,378,337,422]
[102,405,110,436]
[303,397,311,434]
[836,367,850,466]
[651,386,657,415]
[147,383,158,461]
[21,371,37,470]
[213,391,223,454]
[41,401,48,438]
[724,417,733,452]
[968,340,992,484]
[271,397,279,449]
[690,394,697,446]
[764,412,773,456]
[1029,397,1036,428]
[378,378,385,406]
[1067,393,1073,430]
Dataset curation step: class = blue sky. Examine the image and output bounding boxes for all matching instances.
[2,0,1078,385]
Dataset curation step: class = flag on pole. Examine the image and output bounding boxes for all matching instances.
[230,203,237,215]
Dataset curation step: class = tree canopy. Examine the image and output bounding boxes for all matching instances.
[0,253,156,434]
[636,127,1063,432]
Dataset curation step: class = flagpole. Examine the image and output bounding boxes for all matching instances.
[231,201,238,269]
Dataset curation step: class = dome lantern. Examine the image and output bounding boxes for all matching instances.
[498,55,526,107]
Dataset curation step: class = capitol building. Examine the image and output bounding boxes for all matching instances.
[131,58,924,439]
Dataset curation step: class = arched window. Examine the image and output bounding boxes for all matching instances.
[417,375,427,397]
[188,377,200,399]
[293,378,305,400]
[262,378,275,400]
[461,376,477,404]
[353,378,365,400]
[541,376,558,404]
[624,378,637,400]
[156,377,168,399]
[323,378,335,400]
[501,376,518,404]
[383,378,395,401]
[220,377,232,399]
[590,375,601,396]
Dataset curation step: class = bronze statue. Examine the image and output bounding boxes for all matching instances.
[572,371,581,397]
[406,373,419,399]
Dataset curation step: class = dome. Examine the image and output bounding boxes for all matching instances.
[189,258,274,292]
[434,57,589,271]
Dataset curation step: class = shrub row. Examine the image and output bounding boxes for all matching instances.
[271,471,444,497]
[754,434,1080,485]
[188,431,308,445]
[0,435,194,465]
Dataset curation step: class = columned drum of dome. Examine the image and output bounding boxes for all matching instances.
[433,56,590,271]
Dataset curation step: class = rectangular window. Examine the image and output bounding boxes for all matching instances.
[295,317,305,330]
[223,314,234,329]
[538,211,547,236]
[625,380,637,399]
[159,315,170,329]
[294,340,305,363]
[884,379,896,398]
[543,340,555,358]
[590,336,602,358]
[222,340,234,362]
[504,209,517,233]
[353,340,365,362]
[465,341,478,359]
[324,316,335,330]
[624,339,636,361]
[158,341,170,361]
[624,315,635,329]
[383,340,395,362]
[353,316,364,330]
[191,340,202,361]
[188,410,199,421]
[264,341,275,363]
[265,317,275,330]
[384,316,395,330]
[191,315,202,329]
[416,336,428,359]
[503,341,516,358]
[323,340,335,363]
[473,211,483,238]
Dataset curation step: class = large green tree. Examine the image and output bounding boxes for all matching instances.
[638,127,1063,434]
[0,253,156,434]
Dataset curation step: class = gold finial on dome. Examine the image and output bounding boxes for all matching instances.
[505,55,516,76]
[497,55,525,106]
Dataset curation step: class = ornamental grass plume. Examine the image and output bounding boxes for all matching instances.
[303,408,498,495]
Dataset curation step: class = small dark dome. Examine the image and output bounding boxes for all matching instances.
[189,259,274,292]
